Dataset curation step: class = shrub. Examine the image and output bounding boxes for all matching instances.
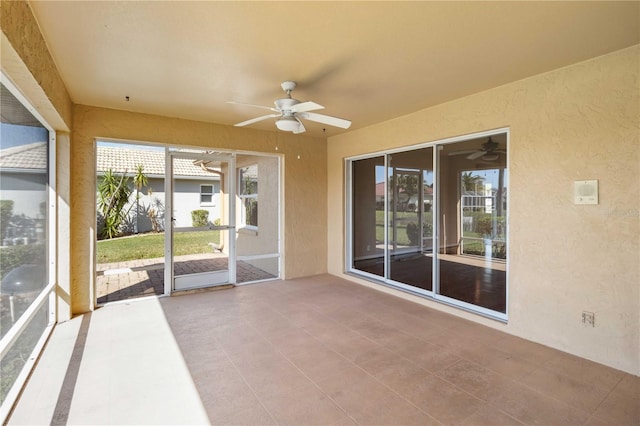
[406,222,420,246]
[0,200,14,240]
[191,210,209,227]
[0,244,45,279]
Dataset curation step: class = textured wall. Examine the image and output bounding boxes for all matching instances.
[327,46,640,374]
[72,105,328,313]
[0,1,72,130]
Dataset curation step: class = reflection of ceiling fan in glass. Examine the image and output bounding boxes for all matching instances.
[449,137,505,161]
[228,81,351,134]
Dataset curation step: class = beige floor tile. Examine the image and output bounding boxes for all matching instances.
[460,345,539,380]
[491,380,590,425]
[368,357,431,392]
[285,345,351,382]
[12,275,636,426]
[393,339,461,373]
[209,404,276,426]
[458,403,524,426]
[591,373,640,425]
[351,393,441,426]
[494,335,559,365]
[259,383,347,425]
[400,374,486,424]
[543,351,625,392]
[236,360,314,398]
[520,366,610,413]
[321,373,394,415]
[436,359,516,402]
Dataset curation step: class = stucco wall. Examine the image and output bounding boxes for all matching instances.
[327,46,640,374]
[72,105,328,313]
[0,1,72,131]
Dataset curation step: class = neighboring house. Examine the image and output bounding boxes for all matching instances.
[0,142,222,239]
[96,145,221,234]
[0,141,48,245]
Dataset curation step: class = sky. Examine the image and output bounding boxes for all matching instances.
[0,123,49,149]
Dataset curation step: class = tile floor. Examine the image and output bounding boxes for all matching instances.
[9,275,639,425]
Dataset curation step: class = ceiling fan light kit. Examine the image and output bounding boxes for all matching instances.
[230,81,351,134]
[275,116,301,132]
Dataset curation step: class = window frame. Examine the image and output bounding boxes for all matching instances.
[0,73,57,422]
[200,184,214,206]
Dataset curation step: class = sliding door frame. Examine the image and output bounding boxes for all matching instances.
[345,128,510,321]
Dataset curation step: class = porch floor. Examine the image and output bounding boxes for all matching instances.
[96,253,276,304]
[9,275,639,425]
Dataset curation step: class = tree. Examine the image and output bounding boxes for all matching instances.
[97,169,134,239]
[396,173,419,212]
[461,171,484,193]
[0,200,14,240]
[97,165,150,239]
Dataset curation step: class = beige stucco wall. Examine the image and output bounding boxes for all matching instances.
[327,46,640,375]
[0,1,72,131]
[236,155,281,276]
[72,105,327,313]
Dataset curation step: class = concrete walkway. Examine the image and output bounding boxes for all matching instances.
[96,253,275,304]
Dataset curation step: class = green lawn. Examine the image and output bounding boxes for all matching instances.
[375,210,420,246]
[97,230,220,263]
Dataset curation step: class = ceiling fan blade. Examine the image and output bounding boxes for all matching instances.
[293,117,306,134]
[466,151,486,160]
[234,113,280,127]
[448,150,477,157]
[298,112,351,129]
[289,101,324,113]
[227,101,278,112]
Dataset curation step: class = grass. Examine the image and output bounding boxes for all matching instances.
[96,230,220,263]
[375,210,420,246]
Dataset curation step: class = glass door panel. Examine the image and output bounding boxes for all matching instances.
[387,148,433,291]
[351,156,385,278]
[437,137,508,313]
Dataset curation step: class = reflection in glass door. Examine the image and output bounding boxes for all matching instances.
[437,138,508,313]
[348,130,508,319]
[387,148,433,291]
[167,151,235,291]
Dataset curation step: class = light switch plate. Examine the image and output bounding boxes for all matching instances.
[574,180,598,205]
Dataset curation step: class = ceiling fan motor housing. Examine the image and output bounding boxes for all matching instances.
[275,97,299,111]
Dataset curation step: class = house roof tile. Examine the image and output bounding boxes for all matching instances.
[97,146,219,177]
[0,143,219,178]
[0,141,48,170]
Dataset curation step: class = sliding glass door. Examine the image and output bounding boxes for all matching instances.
[387,148,433,291]
[347,130,508,319]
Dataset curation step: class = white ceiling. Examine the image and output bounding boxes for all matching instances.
[29,1,639,137]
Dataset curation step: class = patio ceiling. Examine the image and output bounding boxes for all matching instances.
[29,1,639,137]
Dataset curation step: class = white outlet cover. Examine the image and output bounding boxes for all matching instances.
[574,180,598,205]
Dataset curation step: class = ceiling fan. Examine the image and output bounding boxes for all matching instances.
[449,137,505,161]
[229,81,351,134]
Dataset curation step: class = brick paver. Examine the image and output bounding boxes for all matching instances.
[96,253,275,304]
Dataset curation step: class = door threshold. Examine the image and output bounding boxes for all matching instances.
[171,284,235,297]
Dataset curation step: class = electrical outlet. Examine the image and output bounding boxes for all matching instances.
[582,311,595,327]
